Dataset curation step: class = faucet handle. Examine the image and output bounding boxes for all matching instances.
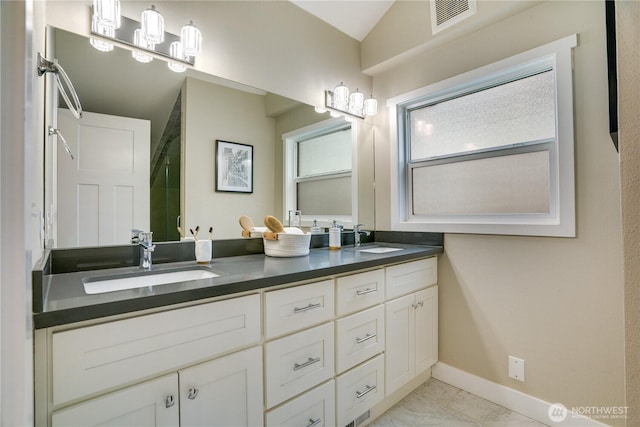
[354,224,365,232]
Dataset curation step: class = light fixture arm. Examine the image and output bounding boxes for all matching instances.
[325,90,365,120]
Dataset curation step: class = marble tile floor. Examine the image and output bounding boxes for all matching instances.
[369,378,549,427]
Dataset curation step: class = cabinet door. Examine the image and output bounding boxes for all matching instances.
[415,286,438,375]
[179,346,263,427]
[384,293,415,396]
[51,373,178,427]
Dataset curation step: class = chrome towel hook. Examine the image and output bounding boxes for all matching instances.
[37,52,83,119]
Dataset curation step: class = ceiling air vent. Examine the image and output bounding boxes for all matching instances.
[430,0,477,34]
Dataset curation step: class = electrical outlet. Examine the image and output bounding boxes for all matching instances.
[508,356,525,382]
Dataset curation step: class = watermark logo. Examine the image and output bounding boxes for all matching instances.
[548,403,568,423]
[548,403,628,423]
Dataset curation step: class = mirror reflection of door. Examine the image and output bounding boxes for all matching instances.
[57,109,150,247]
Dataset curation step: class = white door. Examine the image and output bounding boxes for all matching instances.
[51,373,179,427]
[179,346,264,427]
[57,108,150,247]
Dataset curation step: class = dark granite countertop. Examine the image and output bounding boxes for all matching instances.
[33,242,442,329]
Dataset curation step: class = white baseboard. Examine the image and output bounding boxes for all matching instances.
[432,362,612,427]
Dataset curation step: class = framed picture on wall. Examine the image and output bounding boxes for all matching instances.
[215,140,253,193]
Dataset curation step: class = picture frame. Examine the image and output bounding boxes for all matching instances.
[215,140,253,193]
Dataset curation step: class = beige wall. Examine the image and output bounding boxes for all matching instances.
[369,1,625,423]
[183,77,276,240]
[618,1,640,425]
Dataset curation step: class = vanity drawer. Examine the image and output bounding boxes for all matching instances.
[335,305,385,374]
[336,354,385,427]
[52,294,260,406]
[264,322,335,409]
[265,279,334,339]
[335,269,385,317]
[265,380,335,427]
[385,258,437,300]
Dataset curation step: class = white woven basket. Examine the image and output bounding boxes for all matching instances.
[263,233,311,257]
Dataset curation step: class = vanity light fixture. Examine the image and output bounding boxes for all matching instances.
[141,5,165,45]
[168,41,187,73]
[89,5,201,68]
[323,83,377,120]
[93,0,121,30]
[132,29,154,63]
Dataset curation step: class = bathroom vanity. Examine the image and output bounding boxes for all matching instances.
[33,239,442,427]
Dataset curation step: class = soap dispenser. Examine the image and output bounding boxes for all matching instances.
[329,220,341,250]
[310,219,321,234]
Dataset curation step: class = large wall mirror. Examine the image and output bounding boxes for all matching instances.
[44,27,375,248]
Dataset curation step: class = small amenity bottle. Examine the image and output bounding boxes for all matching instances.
[310,220,321,234]
[329,220,341,250]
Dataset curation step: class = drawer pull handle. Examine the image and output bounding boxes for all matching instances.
[187,388,199,400]
[356,287,376,295]
[165,395,175,408]
[355,384,377,399]
[412,301,424,309]
[293,356,321,371]
[356,333,377,344]
[294,303,321,313]
[306,418,321,427]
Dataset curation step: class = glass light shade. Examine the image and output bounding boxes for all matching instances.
[93,0,121,29]
[181,21,202,57]
[141,5,165,45]
[349,89,364,111]
[314,106,327,114]
[90,15,115,52]
[333,82,349,109]
[168,41,186,72]
[364,96,378,116]
[132,29,154,63]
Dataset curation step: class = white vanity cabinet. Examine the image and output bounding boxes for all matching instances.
[384,258,438,396]
[38,254,440,427]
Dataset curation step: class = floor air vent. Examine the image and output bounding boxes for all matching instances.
[430,0,477,34]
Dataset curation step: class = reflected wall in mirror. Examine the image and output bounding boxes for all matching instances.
[45,27,375,249]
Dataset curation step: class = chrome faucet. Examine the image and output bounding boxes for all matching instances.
[138,231,155,270]
[354,224,369,247]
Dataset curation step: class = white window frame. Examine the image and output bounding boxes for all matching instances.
[388,34,577,237]
[283,117,358,229]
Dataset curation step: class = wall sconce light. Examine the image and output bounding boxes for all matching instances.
[323,82,377,120]
[90,2,202,73]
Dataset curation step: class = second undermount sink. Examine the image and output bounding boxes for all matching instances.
[357,246,404,254]
[82,267,219,295]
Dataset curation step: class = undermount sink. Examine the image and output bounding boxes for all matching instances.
[82,267,219,295]
[357,247,404,254]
